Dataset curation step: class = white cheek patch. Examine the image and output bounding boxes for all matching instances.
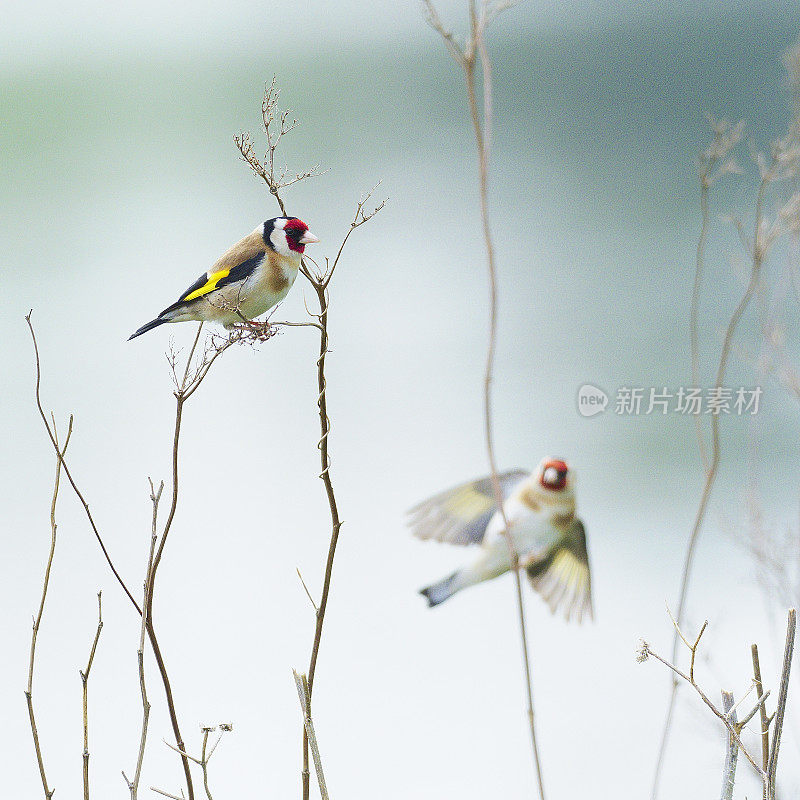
[270,227,290,255]
[543,467,559,486]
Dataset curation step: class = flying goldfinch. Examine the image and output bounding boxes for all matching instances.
[128,217,319,339]
[408,458,593,622]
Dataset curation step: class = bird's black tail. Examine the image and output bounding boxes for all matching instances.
[128,317,168,340]
[419,571,462,607]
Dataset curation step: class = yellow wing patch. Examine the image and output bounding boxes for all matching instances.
[443,486,494,521]
[182,269,231,302]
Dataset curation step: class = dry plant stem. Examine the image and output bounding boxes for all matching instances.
[294,671,330,800]
[752,643,770,797]
[26,315,224,800]
[423,3,544,796]
[234,76,323,217]
[691,175,712,472]
[297,219,382,800]
[201,729,214,800]
[123,479,164,800]
[25,314,141,613]
[652,172,770,800]
[645,644,763,777]
[300,272,342,800]
[295,202,384,796]
[767,608,796,798]
[26,415,72,800]
[644,610,797,800]
[158,725,229,800]
[80,592,103,800]
[151,788,186,800]
[237,82,383,800]
[144,323,206,800]
[720,691,738,800]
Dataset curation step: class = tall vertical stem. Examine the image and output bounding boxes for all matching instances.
[466,5,545,797]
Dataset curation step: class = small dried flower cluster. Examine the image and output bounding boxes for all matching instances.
[636,639,651,663]
[234,77,323,204]
[699,115,744,187]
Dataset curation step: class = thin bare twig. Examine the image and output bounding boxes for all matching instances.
[752,643,770,798]
[640,630,764,778]
[234,76,324,216]
[690,121,744,475]
[643,610,797,800]
[766,608,796,798]
[653,160,774,800]
[25,415,72,800]
[200,729,215,800]
[736,687,771,728]
[150,788,186,800]
[28,314,237,800]
[25,313,140,613]
[123,479,164,799]
[296,569,319,613]
[80,592,103,800]
[156,724,230,800]
[720,690,738,800]
[423,3,544,796]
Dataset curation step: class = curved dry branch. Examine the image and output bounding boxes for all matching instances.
[26,313,141,614]
[423,2,545,796]
[25,414,72,800]
[26,314,242,800]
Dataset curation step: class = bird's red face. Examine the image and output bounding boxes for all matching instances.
[283,218,319,253]
[539,459,569,491]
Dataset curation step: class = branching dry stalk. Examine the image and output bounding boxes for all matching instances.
[690,117,743,473]
[144,321,237,800]
[26,313,244,800]
[641,609,797,800]
[652,140,800,799]
[80,591,103,800]
[154,723,231,800]
[234,77,324,217]
[236,79,384,800]
[422,3,545,797]
[26,413,72,800]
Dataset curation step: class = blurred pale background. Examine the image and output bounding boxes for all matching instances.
[3,0,800,797]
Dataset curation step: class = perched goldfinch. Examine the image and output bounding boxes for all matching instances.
[409,458,593,622]
[128,217,319,339]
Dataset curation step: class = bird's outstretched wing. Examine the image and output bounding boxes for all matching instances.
[526,518,593,623]
[408,469,529,546]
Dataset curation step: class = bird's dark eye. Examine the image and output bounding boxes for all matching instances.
[285,224,305,239]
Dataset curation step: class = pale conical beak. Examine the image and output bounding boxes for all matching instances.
[299,230,320,245]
